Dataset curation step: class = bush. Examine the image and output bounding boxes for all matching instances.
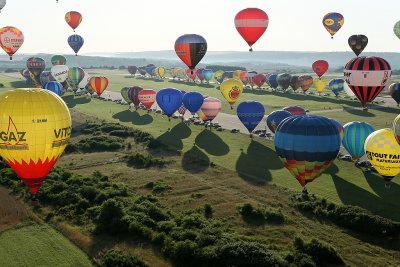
[103,249,147,267]
[204,204,213,219]
[96,199,127,234]
[239,203,285,225]
[126,153,167,168]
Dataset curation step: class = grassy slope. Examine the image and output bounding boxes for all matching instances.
[0,224,92,267]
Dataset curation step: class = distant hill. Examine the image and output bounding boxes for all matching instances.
[1,51,400,73]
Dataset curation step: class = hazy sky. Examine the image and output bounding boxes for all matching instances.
[1,0,400,54]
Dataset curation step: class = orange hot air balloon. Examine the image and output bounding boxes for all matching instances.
[0,26,24,60]
[89,76,109,96]
[0,89,71,194]
[65,11,82,32]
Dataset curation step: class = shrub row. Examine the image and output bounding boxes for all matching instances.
[239,203,285,225]
[125,153,168,168]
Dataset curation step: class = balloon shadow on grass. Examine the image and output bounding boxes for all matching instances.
[112,110,153,125]
[195,129,229,156]
[181,145,210,173]
[235,140,283,185]
[62,95,91,108]
[343,107,375,117]
[10,80,30,88]
[157,122,192,151]
[362,171,400,201]
[168,80,198,87]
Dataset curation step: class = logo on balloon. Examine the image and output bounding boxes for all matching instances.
[53,126,71,147]
[229,86,241,99]
[366,151,400,163]
[0,116,28,150]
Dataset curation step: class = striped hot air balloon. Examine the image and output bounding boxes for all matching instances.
[138,89,156,109]
[274,115,341,189]
[283,106,306,116]
[342,121,375,160]
[89,76,109,96]
[51,55,67,66]
[344,56,391,108]
[235,8,269,51]
[43,81,64,96]
[68,67,85,90]
[266,110,292,134]
[68,34,84,56]
[121,87,131,104]
[389,83,400,106]
[128,86,143,108]
[200,97,222,122]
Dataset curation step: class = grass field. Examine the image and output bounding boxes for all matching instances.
[0,224,92,267]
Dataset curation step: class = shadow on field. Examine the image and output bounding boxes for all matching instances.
[124,75,135,78]
[328,164,400,221]
[157,122,192,151]
[62,95,91,108]
[343,108,375,117]
[362,171,400,200]
[10,80,30,88]
[235,140,282,185]
[195,129,229,156]
[112,110,153,125]
[181,145,210,173]
[197,83,215,89]
[168,80,198,87]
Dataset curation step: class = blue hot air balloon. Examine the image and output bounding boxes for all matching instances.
[329,118,343,139]
[268,74,279,89]
[237,101,265,134]
[342,121,375,160]
[274,115,341,190]
[329,79,345,97]
[222,71,234,81]
[183,92,204,115]
[202,69,214,83]
[43,81,64,96]
[68,34,84,56]
[39,71,55,86]
[266,110,292,133]
[156,88,183,118]
[145,64,156,76]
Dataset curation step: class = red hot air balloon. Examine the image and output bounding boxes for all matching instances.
[186,68,197,82]
[175,34,207,73]
[65,11,82,32]
[235,8,269,52]
[138,89,156,109]
[252,74,266,88]
[312,60,329,78]
[344,56,391,108]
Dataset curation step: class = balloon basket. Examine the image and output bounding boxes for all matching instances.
[301,187,309,199]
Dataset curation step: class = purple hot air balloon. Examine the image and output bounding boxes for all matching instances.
[128,86,143,109]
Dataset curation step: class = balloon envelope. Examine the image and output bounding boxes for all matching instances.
[128,66,137,75]
[312,60,329,78]
[39,71,55,86]
[283,106,306,116]
[68,34,84,55]
[183,92,204,115]
[220,79,244,108]
[202,69,214,83]
[0,88,71,194]
[43,81,64,96]
[128,86,143,108]
[394,114,400,145]
[298,75,313,92]
[252,74,266,88]
[322,12,344,38]
[201,97,221,121]
[237,101,265,133]
[348,35,368,56]
[51,55,67,66]
[138,89,156,109]
[27,57,45,77]
[51,65,69,83]
[156,88,183,117]
[235,8,269,51]
[268,74,278,89]
[266,110,292,133]
[89,76,109,96]
[175,34,207,70]
[68,67,85,89]
[186,68,197,81]
[0,26,24,59]
[274,115,341,187]
[389,83,400,105]
[65,11,82,30]
[290,75,300,91]
[329,79,345,97]
[313,78,328,93]
[342,121,374,160]
[277,73,292,90]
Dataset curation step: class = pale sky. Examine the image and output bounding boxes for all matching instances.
[1,0,400,54]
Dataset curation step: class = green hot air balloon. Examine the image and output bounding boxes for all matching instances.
[394,21,400,40]
[68,67,85,91]
[121,87,131,104]
[51,55,67,66]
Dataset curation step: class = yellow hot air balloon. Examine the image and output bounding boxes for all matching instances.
[156,66,166,79]
[313,78,328,95]
[0,89,71,194]
[365,129,400,188]
[233,70,242,80]
[220,78,243,109]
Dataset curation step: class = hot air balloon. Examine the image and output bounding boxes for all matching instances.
[214,70,225,84]
[145,64,156,77]
[27,57,45,78]
[202,69,214,83]
[65,11,82,32]
[329,79,345,97]
[68,34,84,56]
[233,70,242,80]
[329,118,344,139]
[268,74,278,90]
[196,68,205,83]
[252,74,266,88]
[128,66,137,76]
[277,73,292,91]
[389,83,400,106]
[274,115,341,191]
[51,55,67,66]
[201,97,221,122]
[186,68,197,82]
[21,69,31,81]
[51,65,69,83]
[365,129,400,188]
[237,101,265,134]
[348,35,368,56]
[197,110,209,121]
[313,78,328,95]
[344,56,391,108]
[175,67,186,80]
[394,114,400,145]
[128,86,143,109]
[342,121,374,161]
[178,90,187,117]
[39,71,55,86]
[239,71,248,85]
[156,66,166,79]
[121,87,131,104]
[156,88,183,118]
[234,8,269,52]
[0,0,6,12]
[78,70,90,90]
[43,81,64,96]
[343,82,356,97]
[298,75,314,93]
[312,60,329,78]
[266,110,292,134]
[138,67,147,76]
[393,21,400,40]
[283,106,306,116]
[289,75,300,91]
[68,67,85,90]
[222,71,234,81]
[138,89,156,109]
[183,92,204,115]
[220,79,243,109]
[89,76,108,96]
[0,88,71,194]
[322,12,344,39]
[175,34,207,73]
[0,26,24,60]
